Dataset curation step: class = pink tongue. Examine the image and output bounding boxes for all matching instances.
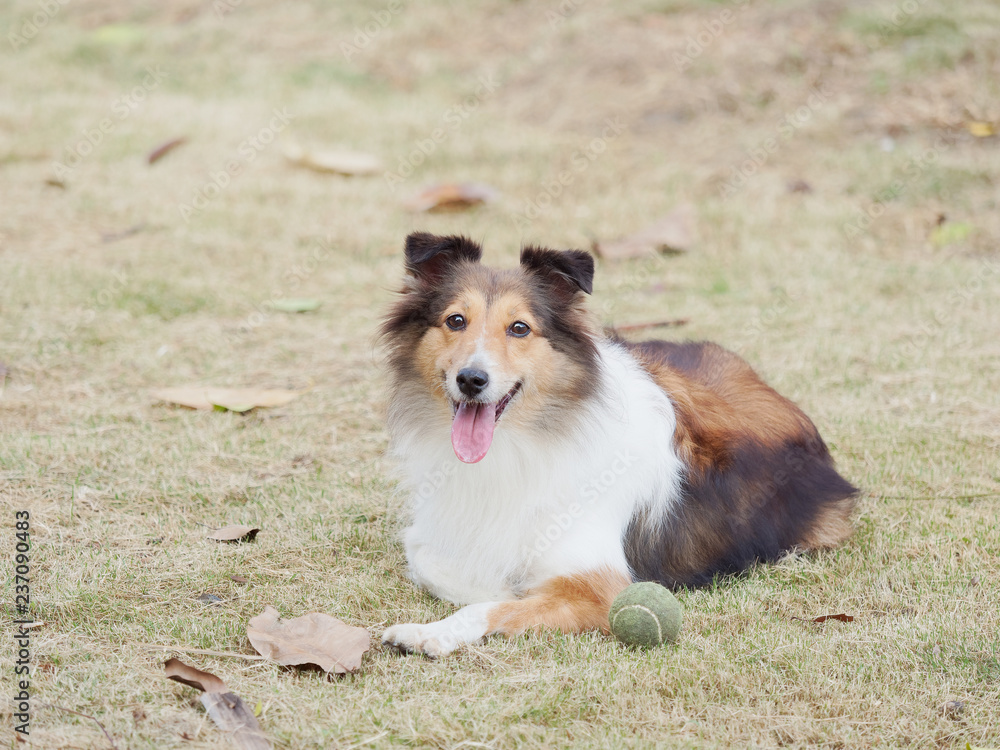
[451,402,496,463]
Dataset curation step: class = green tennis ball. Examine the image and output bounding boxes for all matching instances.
[609,582,682,648]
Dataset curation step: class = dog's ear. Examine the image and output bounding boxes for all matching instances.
[403,232,482,284]
[520,247,594,297]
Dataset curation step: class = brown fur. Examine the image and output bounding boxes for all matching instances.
[487,568,631,636]
[799,497,856,549]
[622,340,858,588]
[628,340,816,476]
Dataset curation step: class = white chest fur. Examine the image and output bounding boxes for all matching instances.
[388,341,685,605]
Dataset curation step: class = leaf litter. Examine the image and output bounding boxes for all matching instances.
[282,143,382,175]
[151,386,305,413]
[403,182,498,212]
[594,202,698,260]
[207,525,260,543]
[247,606,371,675]
[164,658,272,749]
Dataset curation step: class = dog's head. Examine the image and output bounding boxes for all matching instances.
[382,232,600,463]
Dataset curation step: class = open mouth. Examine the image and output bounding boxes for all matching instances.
[450,382,521,464]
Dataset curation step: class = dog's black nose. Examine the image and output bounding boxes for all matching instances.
[456,368,489,397]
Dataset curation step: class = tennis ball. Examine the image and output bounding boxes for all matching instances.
[609,582,682,648]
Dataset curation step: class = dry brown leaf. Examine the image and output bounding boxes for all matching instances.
[614,318,690,333]
[812,613,854,623]
[595,202,698,260]
[201,692,272,750]
[165,658,272,749]
[403,182,498,212]
[148,137,187,165]
[208,525,260,543]
[151,386,304,413]
[792,613,855,623]
[101,223,145,243]
[164,657,229,693]
[968,121,995,138]
[283,143,382,175]
[247,606,371,674]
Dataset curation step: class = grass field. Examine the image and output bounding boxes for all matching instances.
[2,0,999,747]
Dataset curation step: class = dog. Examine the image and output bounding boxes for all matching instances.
[380,232,857,657]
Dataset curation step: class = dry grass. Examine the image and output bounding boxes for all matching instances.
[2,0,999,747]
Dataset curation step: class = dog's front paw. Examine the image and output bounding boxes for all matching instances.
[382,623,457,658]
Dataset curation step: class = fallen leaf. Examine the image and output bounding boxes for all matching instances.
[92,23,145,46]
[247,606,371,675]
[793,613,854,623]
[164,657,229,693]
[231,575,249,585]
[595,202,698,260]
[283,143,382,175]
[201,692,272,750]
[403,182,498,212]
[930,221,973,246]
[614,318,690,333]
[968,121,995,137]
[101,223,145,243]
[45,176,67,189]
[271,298,321,313]
[165,658,272,749]
[208,525,260,543]
[942,700,966,719]
[148,137,187,165]
[814,613,853,623]
[151,386,304,412]
[787,179,813,194]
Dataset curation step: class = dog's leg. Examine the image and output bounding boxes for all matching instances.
[383,568,630,657]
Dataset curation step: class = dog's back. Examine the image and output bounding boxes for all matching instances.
[624,339,857,588]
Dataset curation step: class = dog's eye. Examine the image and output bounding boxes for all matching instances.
[508,321,531,337]
[445,314,466,331]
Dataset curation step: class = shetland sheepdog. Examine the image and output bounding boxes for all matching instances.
[381,232,857,657]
